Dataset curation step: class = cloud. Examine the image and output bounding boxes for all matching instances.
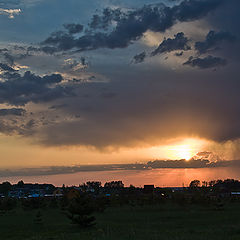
[0,70,74,106]
[0,63,16,72]
[3,158,240,177]
[0,108,26,116]
[151,32,191,56]
[2,52,15,66]
[0,0,41,8]
[147,159,240,168]
[42,0,224,52]
[171,0,224,22]
[63,23,84,34]
[89,7,124,30]
[0,8,21,19]
[132,51,146,64]
[195,30,236,54]
[183,55,227,69]
[63,58,88,71]
[0,0,239,153]
[175,51,183,56]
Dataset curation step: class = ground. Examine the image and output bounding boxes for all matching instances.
[1,203,240,240]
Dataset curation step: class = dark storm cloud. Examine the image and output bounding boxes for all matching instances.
[183,55,227,69]
[171,0,224,22]
[175,51,183,56]
[63,23,84,34]
[3,52,15,66]
[0,63,16,72]
[0,108,26,116]
[0,118,36,136]
[195,30,236,54]
[151,32,191,56]
[32,64,239,148]
[0,47,35,66]
[89,7,124,30]
[132,51,146,64]
[42,0,225,52]
[0,70,74,106]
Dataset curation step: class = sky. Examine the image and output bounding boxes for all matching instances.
[0,0,240,172]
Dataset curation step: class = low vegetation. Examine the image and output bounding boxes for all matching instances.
[0,179,240,239]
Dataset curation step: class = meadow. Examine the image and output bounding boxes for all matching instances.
[1,202,240,240]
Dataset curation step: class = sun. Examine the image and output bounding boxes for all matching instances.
[171,145,193,160]
[150,138,207,160]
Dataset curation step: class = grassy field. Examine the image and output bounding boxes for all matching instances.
[1,203,240,240]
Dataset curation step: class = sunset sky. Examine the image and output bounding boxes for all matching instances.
[0,0,240,172]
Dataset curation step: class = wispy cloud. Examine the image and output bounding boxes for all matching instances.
[0,8,21,19]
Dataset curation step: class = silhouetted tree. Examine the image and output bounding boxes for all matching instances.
[86,181,101,193]
[104,181,124,189]
[17,180,24,187]
[202,181,208,187]
[0,181,12,196]
[213,179,240,191]
[208,180,216,187]
[189,180,201,188]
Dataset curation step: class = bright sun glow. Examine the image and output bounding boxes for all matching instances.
[170,145,193,160]
[150,138,208,160]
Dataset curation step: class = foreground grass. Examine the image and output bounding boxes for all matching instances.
[1,203,240,240]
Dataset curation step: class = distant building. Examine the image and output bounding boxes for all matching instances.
[231,192,240,199]
[53,188,63,197]
[143,185,155,194]
[66,188,80,200]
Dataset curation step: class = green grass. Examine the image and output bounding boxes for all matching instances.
[1,203,240,240]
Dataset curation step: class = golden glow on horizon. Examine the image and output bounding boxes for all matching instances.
[0,135,209,168]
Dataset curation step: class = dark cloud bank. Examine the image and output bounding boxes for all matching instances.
[39,0,237,71]
[2,159,240,177]
[0,69,74,106]
[36,67,240,149]
[42,0,225,52]
[0,108,26,116]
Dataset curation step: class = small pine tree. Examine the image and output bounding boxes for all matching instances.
[67,195,96,228]
[33,211,43,225]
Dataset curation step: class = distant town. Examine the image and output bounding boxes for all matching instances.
[1,179,240,200]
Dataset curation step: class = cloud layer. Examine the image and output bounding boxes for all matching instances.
[0,0,239,155]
